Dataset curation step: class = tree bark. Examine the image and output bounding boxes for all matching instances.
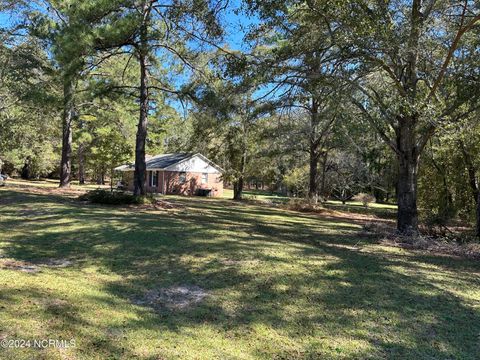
[133,9,150,196]
[477,191,480,238]
[308,147,319,201]
[319,151,328,200]
[78,143,86,185]
[308,98,320,201]
[21,157,32,179]
[396,124,419,233]
[397,157,419,233]
[459,140,479,204]
[458,141,480,238]
[59,75,75,188]
[233,176,244,200]
[233,144,247,200]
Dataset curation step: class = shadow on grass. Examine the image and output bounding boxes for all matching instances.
[1,189,479,358]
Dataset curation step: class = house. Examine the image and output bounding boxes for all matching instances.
[114,153,224,197]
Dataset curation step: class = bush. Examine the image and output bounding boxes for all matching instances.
[286,198,323,213]
[353,193,376,207]
[242,194,257,201]
[78,189,154,205]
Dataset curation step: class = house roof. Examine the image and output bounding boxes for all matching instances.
[114,153,223,172]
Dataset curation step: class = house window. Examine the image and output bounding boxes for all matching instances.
[179,172,186,184]
[149,171,158,187]
[201,173,208,184]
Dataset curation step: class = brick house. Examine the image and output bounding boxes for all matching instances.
[115,153,223,197]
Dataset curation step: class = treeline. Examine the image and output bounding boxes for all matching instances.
[0,1,479,237]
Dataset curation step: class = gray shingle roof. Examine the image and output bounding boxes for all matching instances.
[146,153,194,169]
[114,153,194,171]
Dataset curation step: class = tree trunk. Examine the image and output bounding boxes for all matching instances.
[59,75,75,188]
[308,148,319,202]
[397,154,419,234]
[21,157,31,179]
[133,16,149,196]
[232,161,246,200]
[233,176,244,200]
[459,141,480,238]
[78,143,85,185]
[459,140,479,204]
[477,191,480,238]
[308,98,320,202]
[319,151,329,201]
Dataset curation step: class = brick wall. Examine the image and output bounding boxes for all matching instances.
[122,170,223,197]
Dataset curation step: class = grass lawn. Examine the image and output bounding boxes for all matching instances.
[0,180,479,359]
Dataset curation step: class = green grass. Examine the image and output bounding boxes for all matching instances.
[0,182,479,359]
[222,188,289,203]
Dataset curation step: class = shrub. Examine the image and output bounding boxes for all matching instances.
[353,193,376,207]
[286,198,323,213]
[78,189,154,205]
[242,194,257,201]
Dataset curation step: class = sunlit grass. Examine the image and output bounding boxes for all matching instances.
[0,182,479,359]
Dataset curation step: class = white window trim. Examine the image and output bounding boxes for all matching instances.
[150,171,158,187]
[179,172,187,184]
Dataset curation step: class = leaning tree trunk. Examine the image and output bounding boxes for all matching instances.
[59,75,75,188]
[133,20,149,196]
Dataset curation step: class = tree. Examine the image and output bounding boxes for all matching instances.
[418,114,480,237]
[246,0,480,233]
[327,0,480,233]
[22,0,128,187]
[0,37,61,179]
[89,0,226,195]
[187,79,261,200]
[239,2,348,202]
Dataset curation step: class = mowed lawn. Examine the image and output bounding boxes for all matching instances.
[0,182,479,359]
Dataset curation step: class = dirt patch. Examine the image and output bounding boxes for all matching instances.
[35,258,74,267]
[135,285,209,310]
[0,260,40,273]
[154,199,185,210]
[220,258,260,267]
[7,183,86,198]
[42,298,69,309]
[0,258,74,273]
[134,199,186,211]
